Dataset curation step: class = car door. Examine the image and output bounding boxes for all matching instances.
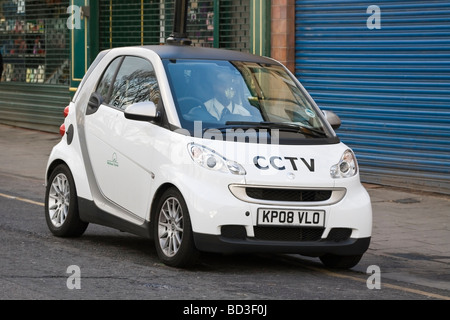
[85,55,161,221]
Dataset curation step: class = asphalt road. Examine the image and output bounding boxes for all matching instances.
[1,172,449,303]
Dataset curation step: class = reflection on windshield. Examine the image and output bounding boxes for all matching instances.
[164,59,331,139]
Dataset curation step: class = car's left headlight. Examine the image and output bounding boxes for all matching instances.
[188,143,246,175]
[330,149,358,179]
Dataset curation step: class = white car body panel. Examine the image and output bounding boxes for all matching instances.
[45,45,372,266]
[45,102,92,201]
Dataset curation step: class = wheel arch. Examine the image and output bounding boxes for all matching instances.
[149,182,180,223]
[45,152,93,201]
[150,182,200,267]
[45,160,89,237]
[46,159,68,184]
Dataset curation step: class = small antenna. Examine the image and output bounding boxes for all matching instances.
[166,0,192,46]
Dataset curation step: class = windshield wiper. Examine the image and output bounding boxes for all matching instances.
[221,121,328,137]
[203,122,295,134]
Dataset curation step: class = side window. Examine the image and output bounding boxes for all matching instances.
[95,57,123,103]
[109,56,160,110]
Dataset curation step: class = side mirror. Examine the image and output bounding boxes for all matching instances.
[323,110,341,130]
[124,101,160,122]
[86,92,103,115]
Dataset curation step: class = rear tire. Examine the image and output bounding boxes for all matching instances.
[319,254,363,269]
[153,188,199,268]
[45,164,88,237]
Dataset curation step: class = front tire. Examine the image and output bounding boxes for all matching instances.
[153,188,199,268]
[45,164,88,237]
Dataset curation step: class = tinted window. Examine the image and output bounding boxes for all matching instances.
[96,57,122,102]
[109,56,160,110]
[164,59,338,144]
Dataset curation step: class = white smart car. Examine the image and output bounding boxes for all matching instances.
[45,45,372,269]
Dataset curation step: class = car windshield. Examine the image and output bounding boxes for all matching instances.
[164,59,335,141]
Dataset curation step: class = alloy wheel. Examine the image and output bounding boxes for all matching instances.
[47,173,71,228]
[158,197,184,258]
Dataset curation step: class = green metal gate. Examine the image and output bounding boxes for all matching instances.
[98,0,250,52]
[0,0,71,132]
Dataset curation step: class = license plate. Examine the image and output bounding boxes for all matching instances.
[257,209,325,227]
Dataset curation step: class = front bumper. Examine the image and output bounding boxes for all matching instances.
[175,160,372,257]
[194,232,371,256]
[182,176,372,239]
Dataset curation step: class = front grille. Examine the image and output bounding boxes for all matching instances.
[253,227,324,242]
[221,225,324,242]
[245,188,332,202]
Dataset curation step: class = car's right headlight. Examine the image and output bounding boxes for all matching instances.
[330,149,358,179]
[188,143,246,175]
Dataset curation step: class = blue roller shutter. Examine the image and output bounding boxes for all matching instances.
[295,0,450,194]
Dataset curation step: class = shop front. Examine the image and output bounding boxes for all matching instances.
[1,0,267,133]
[295,0,450,193]
[0,0,71,132]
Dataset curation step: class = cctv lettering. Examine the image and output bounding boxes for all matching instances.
[254,156,315,172]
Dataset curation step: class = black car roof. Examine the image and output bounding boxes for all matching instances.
[138,45,276,64]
